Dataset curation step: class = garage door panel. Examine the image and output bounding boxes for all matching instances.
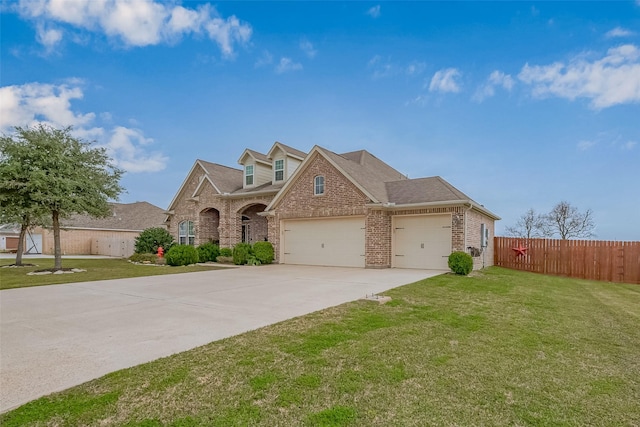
[393,215,452,270]
[283,217,365,268]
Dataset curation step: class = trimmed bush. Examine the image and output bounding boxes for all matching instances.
[128,253,157,264]
[448,251,473,275]
[232,243,252,265]
[246,255,261,266]
[165,244,199,266]
[134,227,175,254]
[252,241,274,264]
[219,247,233,257]
[197,242,220,263]
[216,256,233,264]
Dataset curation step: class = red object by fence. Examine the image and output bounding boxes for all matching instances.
[494,237,640,284]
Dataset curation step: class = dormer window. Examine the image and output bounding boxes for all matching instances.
[314,175,325,195]
[274,159,284,182]
[245,165,254,186]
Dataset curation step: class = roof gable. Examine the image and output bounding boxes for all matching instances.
[167,160,243,211]
[267,141,306,160]
[266,145,405,210]
[238,149,270,166]
[321,148,407,203]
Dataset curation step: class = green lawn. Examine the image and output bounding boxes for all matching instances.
[0,258,225,290]
[1,267,638,426]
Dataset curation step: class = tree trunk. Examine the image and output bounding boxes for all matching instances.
[15,219,28,266]
[52,210,62,270]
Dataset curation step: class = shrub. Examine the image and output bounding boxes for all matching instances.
[252,241,274,264]
[232,243,252,265]
[128,253,157,264]
[448,251,473,275]
[219,247,233,257]
[135,227,175,254]
[165,244,199,266]
[216,256,233,264]
[246,255,261,266]
[197,242,220,263]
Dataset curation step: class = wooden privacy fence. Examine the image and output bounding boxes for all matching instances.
[494,237,640,284]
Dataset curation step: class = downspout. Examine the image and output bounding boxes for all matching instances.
[463,201,474,253]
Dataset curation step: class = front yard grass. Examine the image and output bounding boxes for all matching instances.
[2,267,639,426]
[0,258,224,290]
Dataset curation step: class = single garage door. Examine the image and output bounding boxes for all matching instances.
[282,217,365,267]
[393,214,452,269]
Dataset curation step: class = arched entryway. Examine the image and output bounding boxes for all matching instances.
[199,208,220,244]
[238,204,268,244]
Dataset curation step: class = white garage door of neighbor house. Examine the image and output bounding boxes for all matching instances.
[393,214,452,270]
[282,217,365,268]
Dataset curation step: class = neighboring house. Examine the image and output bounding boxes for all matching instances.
[166,142,499,270]
[32,202,166,257]
[0,224,22,252]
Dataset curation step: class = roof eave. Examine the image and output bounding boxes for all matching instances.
[367,200,501,220]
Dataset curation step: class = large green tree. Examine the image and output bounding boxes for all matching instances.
[0,125,124,269]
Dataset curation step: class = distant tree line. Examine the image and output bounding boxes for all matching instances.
[505,201,595,240]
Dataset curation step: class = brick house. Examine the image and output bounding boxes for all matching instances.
[166,142,499,270]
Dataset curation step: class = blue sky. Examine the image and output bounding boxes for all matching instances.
[1,1,639,240]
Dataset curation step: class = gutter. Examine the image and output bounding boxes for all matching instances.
[366,200,501,220]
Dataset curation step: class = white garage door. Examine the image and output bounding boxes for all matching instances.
[282,217,365,267]
[393,214,452,270]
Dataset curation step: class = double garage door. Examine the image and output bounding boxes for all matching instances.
[282,217,365,268]
[280,214,452,270]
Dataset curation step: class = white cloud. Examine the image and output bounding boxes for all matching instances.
[0,82,95,131]
[622,141,637,150]
[0,81,167,173]
[35,23,63,51]
[577,140,596,151]
[367,5,381,18]
[472,70,515,102]
[104,127,168,173]
[254,50,273,68]
[300,39,317,59]
[405,61,426,76]
[605,27,635,38]
[15,0,252,56]
[367,55,393,80]
[518,44,640,109]
[428,68,462,93]
[275,57,302,74]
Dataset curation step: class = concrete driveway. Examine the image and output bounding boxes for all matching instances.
[0,264,441,412]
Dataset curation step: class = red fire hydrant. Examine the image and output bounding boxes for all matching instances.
[157,246,164,258]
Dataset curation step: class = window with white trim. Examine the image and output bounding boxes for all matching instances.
[245,165,254,186]
[274,159,284,182]
[314,175,325,195]
[179,220,195,245]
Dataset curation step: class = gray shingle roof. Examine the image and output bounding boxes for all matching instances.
[276,142,306,159]
[317,147,407,203]
[245,149,270,164]
[313,148,477,206]
[60,202,166,230]
[385,176,472,205]
[197,160,243,194]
